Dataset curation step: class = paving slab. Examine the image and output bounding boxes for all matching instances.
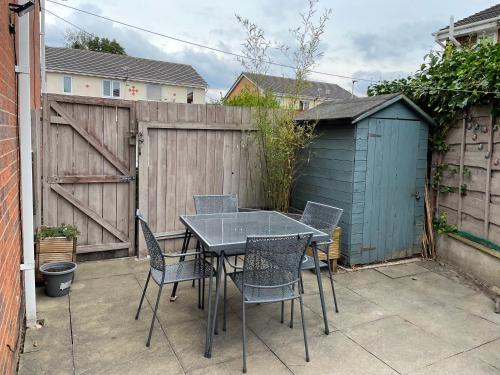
[334,268,391,288]
[18,347,74,375]
[239,300,329,349]
[408,351,500,375]
[345,316,460,374]
[349,278,440,315]
[164,314,268,373]
[452,292,500,325]
[397,271,477,304]
[73,323,173,375]
[468,339,500,369]
[400,303,500,351]
[74,257,134,280]
[273,331,398,375]
[187,349,293,375]
[375,262,429,279]
[302,292,390,330]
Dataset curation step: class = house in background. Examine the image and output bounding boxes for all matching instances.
[45,47,207,103]
[433,4,500,46]
[224,72,353,110]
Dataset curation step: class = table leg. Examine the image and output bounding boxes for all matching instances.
[170,229,191,301]
[207,254,223,358]
[204,252,215,357]
[312,242,330,334]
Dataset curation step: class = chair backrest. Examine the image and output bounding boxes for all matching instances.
[242,233,313,288]
[136,211,165,271]
[300,201,343,239]
[193,194,238,215]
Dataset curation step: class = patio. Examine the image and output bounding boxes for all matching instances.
[18,257,500,375]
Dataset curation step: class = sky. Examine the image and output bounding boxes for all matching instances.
[44,0,497,100]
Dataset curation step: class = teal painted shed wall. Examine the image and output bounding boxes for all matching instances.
[292,100,429,265]
[292,123,355,252]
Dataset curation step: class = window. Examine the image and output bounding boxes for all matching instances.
[187,88,194,104]
[146,84,161,101]
[299,100,310,111]
[102,79,120,98]
[63,75,72,94]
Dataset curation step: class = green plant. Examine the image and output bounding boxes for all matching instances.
[433,212,457,234]
[368,41,500,152]
[229,0,330,211]
[65,30,126,55]
[36,224,80,241]
[438,185,457,194]
[462,166,472,178]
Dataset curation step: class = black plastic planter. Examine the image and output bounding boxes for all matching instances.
[39,261,77,297]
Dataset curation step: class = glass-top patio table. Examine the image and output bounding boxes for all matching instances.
[178,211,331,358]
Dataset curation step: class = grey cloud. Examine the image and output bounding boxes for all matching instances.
[45,7,243,89]
[348,20,440,61]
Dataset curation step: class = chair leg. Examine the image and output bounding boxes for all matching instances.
[326,254,339,313]
[280,301,284,324]
[300,274,305,294]
[298,295,310,362]
[192,240,200,288]
[290,287,294,329]
[242,300,248,373]
[147,283,163,347]
[135,271,151,320]
[223,272,227,331]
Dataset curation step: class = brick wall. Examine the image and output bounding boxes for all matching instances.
[0,1,40,374]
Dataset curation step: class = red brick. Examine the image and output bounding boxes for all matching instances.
[0,1,40,374]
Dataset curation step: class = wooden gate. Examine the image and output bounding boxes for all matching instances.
[42,94,137,257]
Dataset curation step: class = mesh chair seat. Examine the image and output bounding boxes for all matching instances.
[301,254,328,270]
[228,271,299,303]
[151,258,215,285]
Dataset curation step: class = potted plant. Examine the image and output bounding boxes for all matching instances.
[35,224,79,282]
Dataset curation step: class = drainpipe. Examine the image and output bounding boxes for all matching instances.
[40,0,46,93]
[449,16,461,48]
[17,1,37,327]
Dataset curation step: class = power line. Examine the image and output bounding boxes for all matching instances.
[44,1,500,96]
[44,8,95,37]
[45,0,375,83]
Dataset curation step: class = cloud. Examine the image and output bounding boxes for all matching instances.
[347,20,440,62]
[45,6,243,89]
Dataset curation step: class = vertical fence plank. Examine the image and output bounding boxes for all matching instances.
[457,112,467,229]
[116,107,130,251]
[102,106,118,243]
[484,112,494,237]
[73,104,90,245]
[87,105,104,245]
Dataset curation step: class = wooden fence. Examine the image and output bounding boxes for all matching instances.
[435,103,500,245]
[136,102,263,256]
[38,94,264,259]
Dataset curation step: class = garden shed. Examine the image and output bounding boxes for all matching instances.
[292,93,434,265]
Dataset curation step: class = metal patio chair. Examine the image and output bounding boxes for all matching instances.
[135,211,215,347]
[170,194,239,303]
[193,194,239,215]
[299,201,343,313]
[223,233,313,373]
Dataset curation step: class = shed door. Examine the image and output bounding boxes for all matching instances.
[363,118,421,262]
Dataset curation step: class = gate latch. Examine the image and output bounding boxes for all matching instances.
[120,175,135,182]
[412,191,420,200]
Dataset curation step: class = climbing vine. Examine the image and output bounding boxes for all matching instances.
[368,41,500,153]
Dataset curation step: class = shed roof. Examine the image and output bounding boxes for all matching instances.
[295,93,435,126]
[46,47,207,88]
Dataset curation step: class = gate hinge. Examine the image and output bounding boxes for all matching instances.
[368,133,382,138]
